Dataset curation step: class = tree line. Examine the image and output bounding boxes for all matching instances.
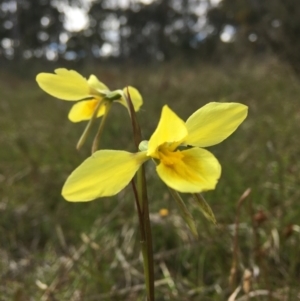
[1,0,300,72]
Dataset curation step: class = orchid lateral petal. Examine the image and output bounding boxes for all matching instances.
[36,68,91,101]
[87,75,110,93]
[147,105,188,158]
[156,147,221,193]
[68,99,106,122]
[185,102,248,147]
[118,86,143,112]
[62,150,148,202]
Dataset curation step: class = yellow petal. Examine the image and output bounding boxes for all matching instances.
[36,68,91,101]
[62,150,148,202]
[87,75,109,93]
[147,105,188,157]
[68,99,106,122]
[118,86,143,112]
[185,102,248,147]
[156,148,221,193]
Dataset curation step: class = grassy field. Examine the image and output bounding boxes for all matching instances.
[1,58,300,300]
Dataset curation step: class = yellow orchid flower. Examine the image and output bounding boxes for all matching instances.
[36,68,143,122]
[62,102,248,202]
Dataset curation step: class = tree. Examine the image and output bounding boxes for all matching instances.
[0,0,64,60]
[207,0,300,74]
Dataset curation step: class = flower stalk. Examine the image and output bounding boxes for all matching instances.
[91,101,112,153]
[136,166,155,301]
[76,99,104,150]
[124,87,155,301]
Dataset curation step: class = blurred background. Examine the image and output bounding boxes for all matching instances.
[1,0,300,69]
[1,0,300,300]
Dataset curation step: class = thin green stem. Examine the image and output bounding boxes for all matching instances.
[91,102,112,154]
[136,164,144,211]
[136,166,154,301]
[123,87,155,300]
[76,99,104,150]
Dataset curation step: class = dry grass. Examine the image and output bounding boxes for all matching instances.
[1,58,300,300]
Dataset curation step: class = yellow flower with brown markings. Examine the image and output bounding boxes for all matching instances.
[62,102,248,202]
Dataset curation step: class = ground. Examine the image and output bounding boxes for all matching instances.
[1,58,300,300]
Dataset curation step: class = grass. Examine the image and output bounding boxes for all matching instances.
[1,58,300,300]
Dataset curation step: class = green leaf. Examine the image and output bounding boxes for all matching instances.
[169,189,198,238]
[193,193,217,225]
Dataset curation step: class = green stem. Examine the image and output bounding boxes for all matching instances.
[123,87,155,300]
[91,102,112,154]
[136,166,155,301]
[76,99,104,150]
